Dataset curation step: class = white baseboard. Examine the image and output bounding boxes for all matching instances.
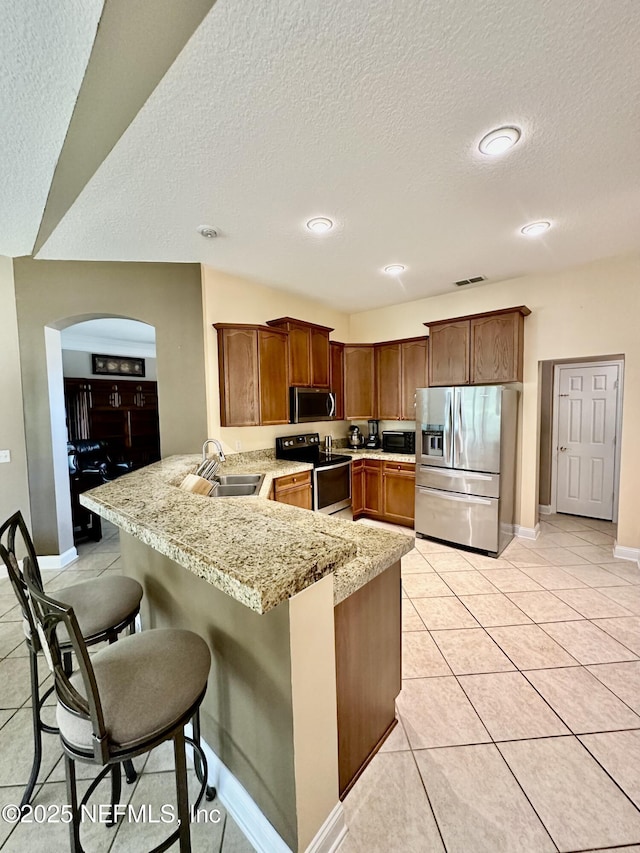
[187,727,345,853]
[0,547,78,579]
[514,524,540,541]
[38,547,78,571]
[613,543,640,564]
[538,505,553,516]
[305,803,347,853]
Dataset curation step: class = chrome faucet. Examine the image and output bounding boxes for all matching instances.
[202,438,226,463]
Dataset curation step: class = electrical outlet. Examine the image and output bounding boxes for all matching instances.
[235,441,242,451]
[0,450,10,464]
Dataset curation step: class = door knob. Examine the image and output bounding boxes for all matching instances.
[559,446,567,452]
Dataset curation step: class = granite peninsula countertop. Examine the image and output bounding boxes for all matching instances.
[81,453,413,614]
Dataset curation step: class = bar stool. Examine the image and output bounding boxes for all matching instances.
[0,511,143,811]
[23,555,213,853]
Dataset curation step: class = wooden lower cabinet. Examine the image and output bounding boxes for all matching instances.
[272,470,312,510]
[335,561,401,797]
[351,459,364,515]
[382,462,416,526]
[363,460,383,517]
[352,458,415,527]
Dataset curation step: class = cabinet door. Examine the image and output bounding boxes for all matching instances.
[311,328,330,387]
[330,342,345,420]
[401,339,428,420]
[258,329,290,425]
[383,462,415,526]
[276,485,312,510]
[288,325,311,386]
[428,321,470,386]
[471,311,523,384]
[344,346,375,419]
[363,460,383,516]
[274,472,313,510]
[351,460,364,516]
[217,327,259,426]
[375,343,402,420]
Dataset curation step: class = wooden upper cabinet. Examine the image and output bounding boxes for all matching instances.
[311,327,330,387]
[330,342,345,420]
[375,343,402,420]
[214,323,291,426]
[426,307,530,386]
[258,328,289,425]
[214,325,260,426]
[427,320,470,386]
[400,338,428,420]
[266,317,333,388]
[344,345,375,420]
[471,310,526,384]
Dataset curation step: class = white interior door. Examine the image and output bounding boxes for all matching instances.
[556,364,619,519]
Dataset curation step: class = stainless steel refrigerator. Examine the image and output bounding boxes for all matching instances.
[414,386,519,556]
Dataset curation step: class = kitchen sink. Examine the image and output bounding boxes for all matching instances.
[209,473,264,497]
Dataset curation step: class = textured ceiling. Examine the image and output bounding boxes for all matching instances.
[8,0,640,310]
[0,0,104,256]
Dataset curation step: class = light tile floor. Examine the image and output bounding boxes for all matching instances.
[342,513,640,853]
[3,514,640,851]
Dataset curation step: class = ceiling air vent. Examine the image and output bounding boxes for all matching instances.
[454,275,486,287]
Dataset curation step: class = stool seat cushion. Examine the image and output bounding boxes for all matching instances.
[57,576,143,641]
[57,629,211,753]
[23,576,143,645]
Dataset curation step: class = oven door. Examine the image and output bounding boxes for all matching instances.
[313,461,351,513]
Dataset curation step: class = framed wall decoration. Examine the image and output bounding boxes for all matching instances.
[92,354,146,377]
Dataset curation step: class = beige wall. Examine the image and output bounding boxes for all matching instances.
[201,267,351,452]
[350,252,640,550]
[12,258,207,554]
[0,257,31,528]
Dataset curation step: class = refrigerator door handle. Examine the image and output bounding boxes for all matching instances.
[417,487,493,506]
[453,387,464,467]
[443,389,453,466]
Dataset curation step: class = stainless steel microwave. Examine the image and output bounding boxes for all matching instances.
[382,430,415,454]
[289,387,336,423]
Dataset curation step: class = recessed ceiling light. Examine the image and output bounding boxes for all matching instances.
[478,126,521,156]
[383,264,406,275]
[520,220,551,236]
[197,225,218,238]
[306,217,334,234]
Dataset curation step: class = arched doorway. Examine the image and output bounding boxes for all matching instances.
[45,315,158,562]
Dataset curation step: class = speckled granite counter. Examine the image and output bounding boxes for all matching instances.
[81,453,413,614]
[342,449,416,464]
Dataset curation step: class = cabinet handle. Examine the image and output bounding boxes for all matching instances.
[293,477,297,482]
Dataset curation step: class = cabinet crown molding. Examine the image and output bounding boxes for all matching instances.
[213,322,287,335]
[423,305,531,328]
[266,316,335,333]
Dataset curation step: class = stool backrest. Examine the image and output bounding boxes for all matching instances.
[22,555,110,764]
[0,511,44,652]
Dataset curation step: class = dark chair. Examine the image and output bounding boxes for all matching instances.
[23,555,214,853]
[0,511,143,813]
[67,440,132,543]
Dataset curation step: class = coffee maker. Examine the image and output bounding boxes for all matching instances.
[365,419,380,449]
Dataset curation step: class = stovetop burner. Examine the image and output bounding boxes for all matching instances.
[276,433,352,469]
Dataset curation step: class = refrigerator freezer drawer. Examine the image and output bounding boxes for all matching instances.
[415,486,499,553]
[416,466,500,499]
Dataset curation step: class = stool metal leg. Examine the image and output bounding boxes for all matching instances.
[65,754,82,853]
[173,729,191,853]
[21,649,43,813]
[107,764,122,827]
[190,711,215,802]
